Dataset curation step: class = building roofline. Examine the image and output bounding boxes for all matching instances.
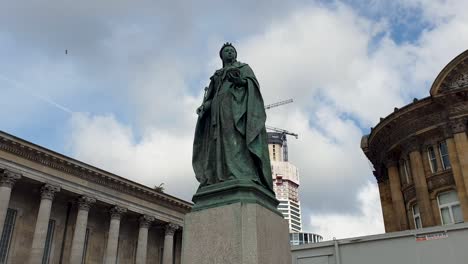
[430,49,468,96]
[0,130,193,210]
[366,96,432,146]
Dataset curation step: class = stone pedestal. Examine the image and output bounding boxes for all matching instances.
[181,201,292,264]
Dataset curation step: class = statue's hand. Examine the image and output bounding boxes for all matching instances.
[227,68,246,87]
[232,77,247,87]
[229,75,247,87]
[196,105,205,117]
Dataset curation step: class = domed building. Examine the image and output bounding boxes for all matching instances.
[361,50,468,232]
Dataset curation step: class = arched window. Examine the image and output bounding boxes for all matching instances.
[412,204,422,229]
[399,159,411,185]
[438,141,451,170]
[427,146,438,173]
[437,191,463,225]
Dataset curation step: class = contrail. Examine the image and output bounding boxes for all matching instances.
[0,73,73,114]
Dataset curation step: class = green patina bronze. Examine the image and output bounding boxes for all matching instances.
[192,43,279,213]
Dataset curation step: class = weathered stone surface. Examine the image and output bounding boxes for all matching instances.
[181,202,291,264]
[192,178,280,215]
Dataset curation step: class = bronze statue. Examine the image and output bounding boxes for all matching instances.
[192,43,274,194]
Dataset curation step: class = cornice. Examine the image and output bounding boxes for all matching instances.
[0,131,192,212]
[431,49,468,96]
[368,97,432,144]
[368,85,467,158]
[366,99,456,165]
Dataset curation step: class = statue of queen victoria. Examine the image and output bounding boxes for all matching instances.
[192,43,274,197]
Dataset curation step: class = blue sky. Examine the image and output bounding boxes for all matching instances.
[2,0,468,239]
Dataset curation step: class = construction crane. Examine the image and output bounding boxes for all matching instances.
[265,125,298,139]
[265,98,293,110]
[264,99,298,161]
[266,125,298,162]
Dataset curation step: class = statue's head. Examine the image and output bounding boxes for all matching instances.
[219,42,237,66]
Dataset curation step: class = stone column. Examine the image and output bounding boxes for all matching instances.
[376,168,396,232]
[451,119,468,197]
[104,206,127,264]
[28,184,61,264]
[69,196,96,264]
[135,215,155,264]
[407,140,435,227]
[162,223,179,264]
[445,132,468,221]
[0,169,21,234]
[386,159,409,230]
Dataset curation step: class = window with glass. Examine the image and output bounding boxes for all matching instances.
[81,228,90,264]
[399,159,411,185]
[438,191,463,225]
[412,204,422,229]
[42,219,55,264]
[0,208,17,264]
[438,141,451,170]
[427,146,438,173]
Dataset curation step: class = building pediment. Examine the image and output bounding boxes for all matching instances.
[431,49,468,96]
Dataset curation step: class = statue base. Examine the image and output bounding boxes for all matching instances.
[181,202,292,264]
[191,179,281,216]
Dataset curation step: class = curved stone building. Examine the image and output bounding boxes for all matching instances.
[361,50,468,232]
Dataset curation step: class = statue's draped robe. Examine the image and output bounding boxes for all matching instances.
[193,62,274,193]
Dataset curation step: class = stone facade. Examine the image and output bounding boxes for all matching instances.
[0,131,192,263]
[361,50,468,232]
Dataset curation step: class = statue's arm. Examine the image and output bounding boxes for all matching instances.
[197,81,214,116]
[202,81,215,110]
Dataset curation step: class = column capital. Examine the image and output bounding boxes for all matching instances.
[403,137,422,153]
[384,156,399,168]
[139,215,155,228]
[109,206,127,220]
[40,184,61,201]
[441,123,454,139]
[77,196,96,211]
[373,170,385,183]
[0,169,21,188]
[164,223,179,236]
[449,118,467,134]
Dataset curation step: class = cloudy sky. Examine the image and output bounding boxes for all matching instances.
[2,0,468,240]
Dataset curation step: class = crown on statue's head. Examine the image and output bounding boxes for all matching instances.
[219,42,237,59]
[222,42,234,49]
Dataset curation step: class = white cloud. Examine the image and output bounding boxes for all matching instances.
[67,112,199,201]
[309,181,384,240]
[239,4,405,127]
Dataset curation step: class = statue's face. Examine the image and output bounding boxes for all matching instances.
[221,46,236,62]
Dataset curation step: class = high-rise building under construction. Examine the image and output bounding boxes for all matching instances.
[268,132,302,232]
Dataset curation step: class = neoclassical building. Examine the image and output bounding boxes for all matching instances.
[0,131,192,263]
[361,50,468,232]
